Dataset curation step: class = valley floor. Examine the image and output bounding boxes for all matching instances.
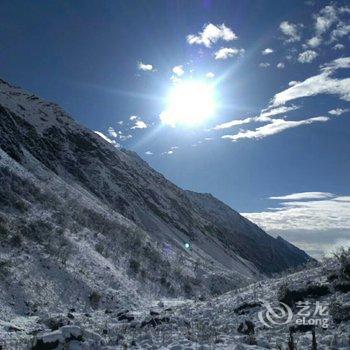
[1,257,350,350]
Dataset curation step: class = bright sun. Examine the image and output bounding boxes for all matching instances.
[160,80,216,127]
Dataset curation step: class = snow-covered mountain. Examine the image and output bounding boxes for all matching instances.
[0,78,310,319]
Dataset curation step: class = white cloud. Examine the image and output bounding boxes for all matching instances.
[279,21,301,42]
[314,5,338,35]
[259,62,270,68]
[328,108,349,116]
[262,48,274,55]
[213,117,252,130]
[213,105,300,130]
[206,72,215,79]
[129,115,138,121]
[331,22,350,41]
[333,43,345,50]
[221,116,328,141]
[272,57,350,106]
[270,192,334,200]
[298,50,318,63]
[107,127,117,138]
[172,65,184,77]
[257,105,300,121]
[243,192,350,257]
[161,150,174,155]
[277,62,285,69]
[288,80,300,86]
[117,121,124,125]
[145,151,153,155]
[214,47,245,60]
[307,36,322,48]
[186,23,237,48]
[131,120,148,129]
[119,134,133,141]
[137,62,154,71]
[339,6,350,14]
[243,193,350,231]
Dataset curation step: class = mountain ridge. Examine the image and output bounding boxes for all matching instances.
[0,78,311,317]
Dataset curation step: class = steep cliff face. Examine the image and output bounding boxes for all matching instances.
[0,78,311,315]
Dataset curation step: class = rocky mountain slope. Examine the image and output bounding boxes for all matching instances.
[0,78,310,319]
[1,249,349,349]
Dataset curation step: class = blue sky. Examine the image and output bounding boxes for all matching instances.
[1,0,349,257]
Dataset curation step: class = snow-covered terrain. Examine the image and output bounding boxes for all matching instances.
[1,253,350,349]
[0,78,318,349]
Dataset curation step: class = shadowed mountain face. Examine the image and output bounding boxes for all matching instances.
[0,78,311,314]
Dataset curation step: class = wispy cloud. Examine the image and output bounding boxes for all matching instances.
[206,72,215,79]
[213,117,252,130]
[145,151,153,155]
[243,193,350,257]
[277,62,285,69]
[258,105,300,121]
[328,108,349,116]
[298,50,318,63]
[279,21,301,42]
[214,47,244,60]
[331,21,350,41]
[333,43,345,50]
[305,4,350,47]
[270,192,334,200]
[187,23,237,48]
[259,62,270,68]
[213,105,300,130]
[119,134,132,141]
[137,62,154,72]
[221,116,328,141]
[314,5,338,35]
[243,193,350,231]
[272,57,350,106]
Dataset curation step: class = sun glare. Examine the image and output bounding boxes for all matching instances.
[160,80,216,127]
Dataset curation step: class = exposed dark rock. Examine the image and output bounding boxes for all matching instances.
[237,320,255,335]
[334,282,350,293]
[234,302,262,315]
[278,284,330,308]
[42,316,70,331]
[330,302,350,324]
[150,310,160,316]
[290,324,315,333]
[117,310,129,318]
[31,339,59,350]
